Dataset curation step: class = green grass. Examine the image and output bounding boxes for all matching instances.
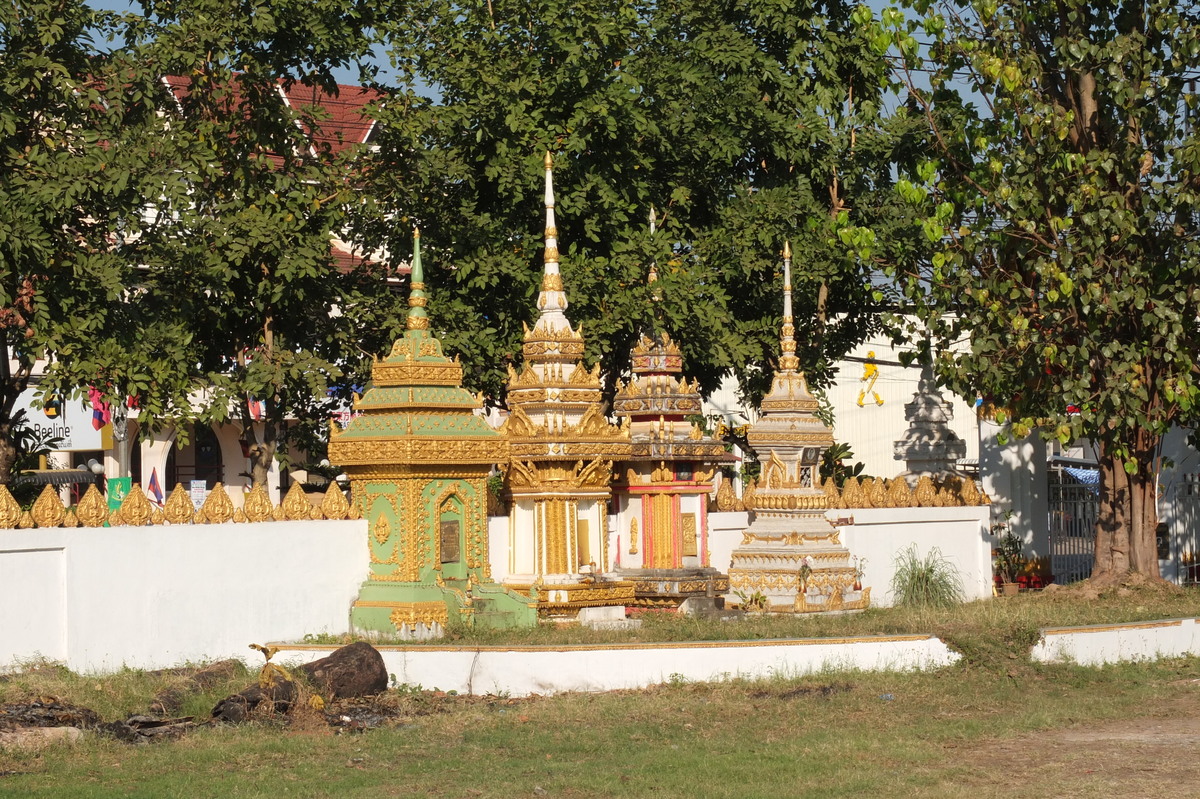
[3,587,1200,797]
[1,656,1198,798]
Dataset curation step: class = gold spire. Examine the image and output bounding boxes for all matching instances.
[407,226,429,331]
[539,152,566,299]
[779,240,799,372]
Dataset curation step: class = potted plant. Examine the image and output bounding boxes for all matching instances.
[992,515,1025,595]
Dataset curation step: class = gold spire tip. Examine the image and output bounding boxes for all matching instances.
[783,240,791,259]
[413,226,420,238]
[544,151,553,169]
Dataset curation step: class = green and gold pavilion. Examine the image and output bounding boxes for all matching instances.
[329,229,536,636]
[498,153,634,619]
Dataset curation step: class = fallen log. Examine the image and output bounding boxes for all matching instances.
[212,642,387,723]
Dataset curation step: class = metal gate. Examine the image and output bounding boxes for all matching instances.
[1166,472,1200,585]
[1048,474,1096,585]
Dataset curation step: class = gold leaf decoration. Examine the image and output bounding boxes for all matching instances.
[740,478,757,511]
[242,484,274,523]
[841,477,863,508]
[866,477,887,509]
[31,484,66,528]
[886,478,914,509]
[822,477,843,509]
[117,484,153,526]
[233,508,248,523]
[628,517,639,554]
[310,506,323,520]
[271,505,285,521]
[347,499,362,520]
[0,485,21,528]
[151,509,165,525]
[75,485,108,528]
[714,478,736,512]
[163,483,195,524]
[280,483,312,521]
[320,484,350,520]
[959,478,981,506]
[62,509,79,528]
[197,483,234,524]
[913,476,937,507]
[17,510,34,529]
[372,515,391,546]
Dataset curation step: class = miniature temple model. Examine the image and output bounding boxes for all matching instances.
[611,212,731,608]
[497,153,634,619]
[726,242,869,612]
[893,355,968,483]
[329,229,535,636]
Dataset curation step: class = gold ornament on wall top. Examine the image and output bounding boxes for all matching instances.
[196,483,234,524]
[31,484,66,528]
[243,484,274,523]
[116,483,153,527]
[75,485,109,528]
[0,485,20,528]
[281,483,313,521]
[163,483,195,524]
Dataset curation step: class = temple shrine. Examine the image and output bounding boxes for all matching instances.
[329,229,536,637]
[611,252,732,609]
[496,153,634,619]
[726,243,870,613]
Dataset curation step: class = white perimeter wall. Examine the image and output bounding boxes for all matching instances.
[0,520,366,673]
[1032,618,1200,666]
[277,636,960,697]
[706,506,992,606]
[838,506,993,605]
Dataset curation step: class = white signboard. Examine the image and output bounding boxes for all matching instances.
[12,389,104,452]
[190,480,208,510]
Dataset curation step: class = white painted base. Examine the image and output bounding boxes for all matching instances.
[275,635,961,697]
[576,605,627,623]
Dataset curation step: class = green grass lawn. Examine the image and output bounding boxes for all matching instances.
[2,586,1199,798]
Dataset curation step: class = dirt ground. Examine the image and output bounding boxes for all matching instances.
[955,684,1200,798]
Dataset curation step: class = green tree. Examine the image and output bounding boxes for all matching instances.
[876,0,1200,579]
[361,0,922,406]
[0,0,191,485]
[132,0,399,489]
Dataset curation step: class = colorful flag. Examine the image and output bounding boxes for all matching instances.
[88,387,111,430]
[148,468,164,506]
[248,396,264,421]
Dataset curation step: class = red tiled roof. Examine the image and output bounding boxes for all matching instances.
[161,75,382,156]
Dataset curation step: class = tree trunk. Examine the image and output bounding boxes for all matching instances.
[1093,436,1161,581]
[0,419,17,486]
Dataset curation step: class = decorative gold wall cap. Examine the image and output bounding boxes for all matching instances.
[31,483,66,528]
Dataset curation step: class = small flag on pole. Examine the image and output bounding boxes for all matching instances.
[148,467,164,506]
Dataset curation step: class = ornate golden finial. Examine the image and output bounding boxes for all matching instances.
[544,150,553,169]
[779,240,800,372]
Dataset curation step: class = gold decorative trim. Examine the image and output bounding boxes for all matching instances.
[163,483,195,524]
[31,484,66,528]
[75,485,108,528]
[195,483,234,524]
